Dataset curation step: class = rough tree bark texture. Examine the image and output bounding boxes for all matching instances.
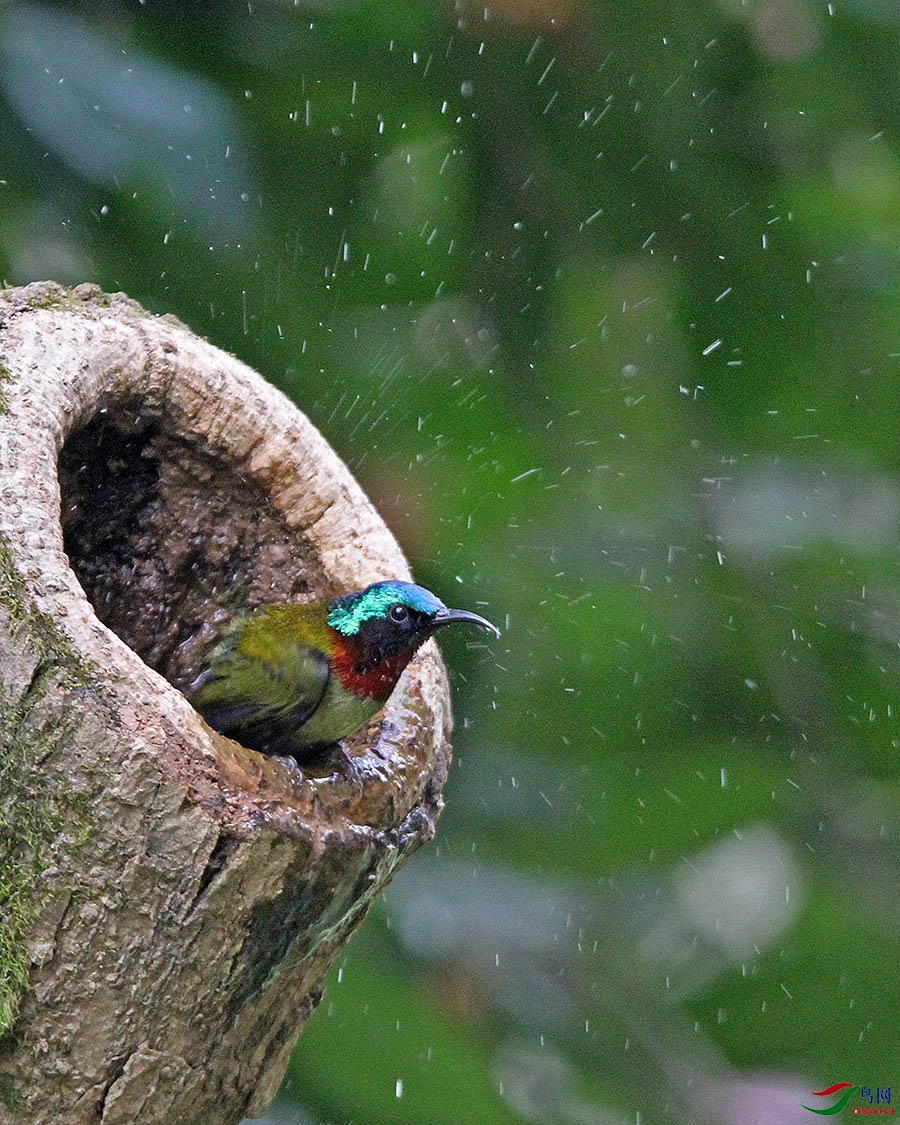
[0,282,453,1124]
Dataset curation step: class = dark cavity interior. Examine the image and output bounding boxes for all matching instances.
[58,407,318,692]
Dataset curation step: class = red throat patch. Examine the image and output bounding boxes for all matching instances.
[329,633,416,702]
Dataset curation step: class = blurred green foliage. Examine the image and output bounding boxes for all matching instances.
[3,0,900,1120]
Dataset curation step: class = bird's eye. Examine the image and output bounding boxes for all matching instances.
[389,603,409,622]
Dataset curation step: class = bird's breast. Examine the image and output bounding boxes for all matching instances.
[290,674,382,745]
[329,638,413,704]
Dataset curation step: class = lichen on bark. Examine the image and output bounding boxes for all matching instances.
[0,549,96,1043]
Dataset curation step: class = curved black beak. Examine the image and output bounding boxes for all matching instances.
[431,606,501,638]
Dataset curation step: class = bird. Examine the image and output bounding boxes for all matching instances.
[188,580,500,761]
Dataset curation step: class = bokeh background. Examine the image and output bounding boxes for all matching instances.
[2,0,899,1121]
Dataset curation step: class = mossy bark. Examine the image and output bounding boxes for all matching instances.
[0,282,452,1123]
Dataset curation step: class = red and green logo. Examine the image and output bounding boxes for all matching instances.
[802,1083,893,1115]
[802,1083,859,1115]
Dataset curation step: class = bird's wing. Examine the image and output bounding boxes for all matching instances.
[189,624,330,753]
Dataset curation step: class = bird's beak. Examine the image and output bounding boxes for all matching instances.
[431,606,501,638]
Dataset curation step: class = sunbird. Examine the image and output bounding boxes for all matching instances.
[189,580,499,760]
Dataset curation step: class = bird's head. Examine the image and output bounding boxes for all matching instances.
[327,580,499,684]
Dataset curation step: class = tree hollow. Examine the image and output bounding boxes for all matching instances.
[0,281,452,1124]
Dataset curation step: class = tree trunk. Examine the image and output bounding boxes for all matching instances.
[0,282,452,1123]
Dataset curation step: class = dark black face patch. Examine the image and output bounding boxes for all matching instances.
[353,606,436,669]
